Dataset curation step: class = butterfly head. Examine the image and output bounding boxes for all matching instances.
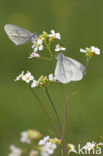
[56,52,64,61]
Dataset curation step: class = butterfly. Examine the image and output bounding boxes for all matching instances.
[55,53,85,84]
[4,24,37,46]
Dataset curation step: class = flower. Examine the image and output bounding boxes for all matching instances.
[55,44,66,52]
[20,131,30,144]
[29,52,40,58]
[41,142,56,155]
[22,71,34,83]
[15,71,34,84]
[83,142,95,151]
[48,30,61,40]
[37,75,48,86]
[67,144,77,153]
[80,46,100,56]
[39,136,58,155]
[31,80,39,88]
[39,136,50,145]
[48,74,56,82]
[49,138,61,144]
[29,150,38,156]
[20,130,41,144]
[90,46,100,55]
[15,71,24,81]
[9,145,22,156]
[32,39,43,53]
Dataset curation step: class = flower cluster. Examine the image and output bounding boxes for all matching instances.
[15,71,34,83]
[29,30,66,59]
[80,46,100,57]
[8,131,61,156]
[9,130,103,156]
[15,71,56,87]
[39,136,61,155]
[20,129,41,144]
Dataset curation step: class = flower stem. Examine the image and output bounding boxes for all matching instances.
[45,87,62,133]
[29,86,60,137]
[61,84,69,156]
[40,56,52,61]
[61,59,91,155]
[46,86,68,156]
[46,44,55,67]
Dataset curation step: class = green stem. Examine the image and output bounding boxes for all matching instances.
[29,86,60,137]
[45,87,62,133]
[40,56,52,61]
[45,43,55,67]
[61,84,68,156]
[61,59,91,156]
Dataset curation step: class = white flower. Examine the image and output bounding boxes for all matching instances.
[20,130,41,144]
[90,46,100,55]
[22,71,34,83]
[80,48,86,53]
[41,142,56,155]
[48,74,56,82]
[48,30,61,40]
[32,39,43,53]
[15,71,24,81]
[31,80,39,88]
[29,52,40,58]
[83,142,95,151]
[80,46,100,55]
[29,150,38,156]
[67,144,77,153]
[55,44,66,52]
[39,136,50,145]
[20,131,30,144]
[9,145,21,156]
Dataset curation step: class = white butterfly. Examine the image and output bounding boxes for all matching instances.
[4,24,37,46]
[55,53,85,84]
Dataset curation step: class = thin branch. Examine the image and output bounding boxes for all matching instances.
[29,86,60,137]
[66,82,78,100]
[61,59,91,156]
[45,87,62,132]
[45,43,56,67]
[40,56,52,61]
[61,84,68,156]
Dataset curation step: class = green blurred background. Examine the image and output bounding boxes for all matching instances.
[0,0,103,155]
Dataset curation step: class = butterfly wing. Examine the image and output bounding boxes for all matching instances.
[55,54,84,84]
[55,57,68,83]
[4,24,34,45]
[68,57,85,74]
[63,57,83,83]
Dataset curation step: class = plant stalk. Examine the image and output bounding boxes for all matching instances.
[29,86,60,137]
[45,87,62,133]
